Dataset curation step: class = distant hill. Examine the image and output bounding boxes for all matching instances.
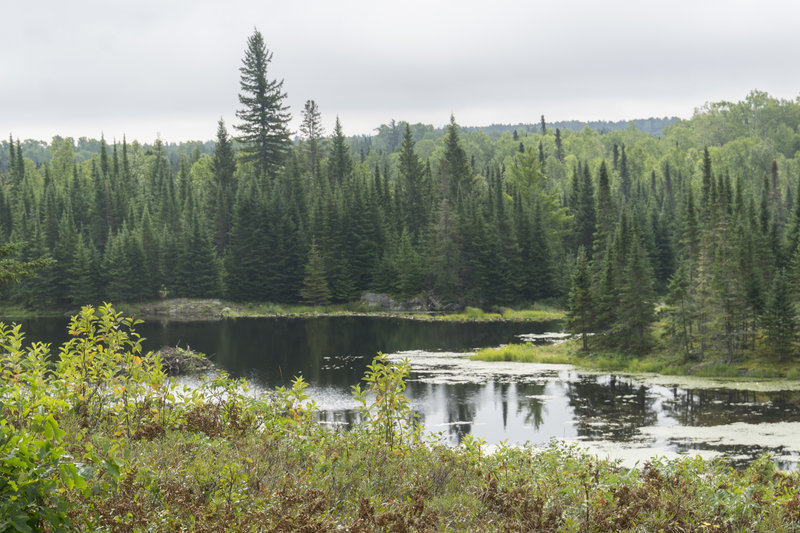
[461,117,679,139]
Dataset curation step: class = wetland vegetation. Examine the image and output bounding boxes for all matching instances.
[4,305,800,532]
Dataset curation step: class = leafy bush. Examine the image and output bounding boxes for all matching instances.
[0,323,84,532]
[352,353,418,446]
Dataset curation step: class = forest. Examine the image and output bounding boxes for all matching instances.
[3,29,800,362]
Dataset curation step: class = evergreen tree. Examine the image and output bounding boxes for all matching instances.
[300,99,324,182]
[593,160,615,260]
[327,117,353,186]
[300,242,331,306]
[763,269,796,360]
[701,147,712,215]
[211,119,237,253]
[554,128,564,162]
[396,230,424,298]
[615,223,655,354]
[567,247,593,350]
[174,210,221,297]
[397,123,427,241]
[574,163,596,255]
[666,261,693,360]
[619,145,630,200]
[440,116,473,208]
[235,28,291,181]
[68,235,100,305]
[225,177,267,301]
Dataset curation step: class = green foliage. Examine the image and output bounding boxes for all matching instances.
[56,303,166,435]
[763,269,797,360]
[0,242,53,289]
[0,324,83,532]
[234,28,291,180]
[299,242,331,305]
[352,353,418,447]
[567,246,593,350]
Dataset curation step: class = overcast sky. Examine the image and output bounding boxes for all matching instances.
[4,0,799,143]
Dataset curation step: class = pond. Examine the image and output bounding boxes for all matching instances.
[14,315,800,468]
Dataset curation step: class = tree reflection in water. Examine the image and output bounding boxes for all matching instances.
[566,375,658,441]
[515,382,548,430]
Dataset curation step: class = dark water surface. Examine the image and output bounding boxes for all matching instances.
[13,315,800,468]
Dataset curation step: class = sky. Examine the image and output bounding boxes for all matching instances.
[3,0,800,143]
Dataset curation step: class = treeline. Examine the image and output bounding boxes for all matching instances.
[4,83,800,357]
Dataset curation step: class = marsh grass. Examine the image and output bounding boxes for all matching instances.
[473,326,800,379]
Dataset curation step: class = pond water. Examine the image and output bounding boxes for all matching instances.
[14,315,800,468]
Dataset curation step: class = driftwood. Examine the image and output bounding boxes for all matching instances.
[155,346,214,376]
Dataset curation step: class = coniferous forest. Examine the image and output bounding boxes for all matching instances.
[4,29,800,360]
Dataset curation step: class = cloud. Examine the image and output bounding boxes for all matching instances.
[3,0,800,141]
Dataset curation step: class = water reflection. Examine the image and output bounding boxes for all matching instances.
[566,375,659,441]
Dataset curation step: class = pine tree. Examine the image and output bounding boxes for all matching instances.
[235,28,291,181]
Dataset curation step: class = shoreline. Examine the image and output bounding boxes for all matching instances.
[0,297,566,323]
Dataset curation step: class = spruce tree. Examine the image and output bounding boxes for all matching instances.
[300,99,324,182]
[300,242,331,306]
[225,177,267,301]
[619,145,630,200]
[235,28,291,181]
[615,224,655,354]
[575,164,596,255]
[554,128,564,162]
[763,269,796,360]
[174,210,221,298]
[440,116,473,208]
[211,119,236,253]
[327,117,353,186]
[666,261,693,361]
[68,235,100,305]
[593,160,615,261]
[701,147,712,215]
[397,123,427,241]
[567,247,593,350]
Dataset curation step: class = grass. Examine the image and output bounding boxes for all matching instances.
[410,304,566,322]
[120,297,566,322]
[0,303,65,318]
[472,323,800,379]
[470,339,680,374]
